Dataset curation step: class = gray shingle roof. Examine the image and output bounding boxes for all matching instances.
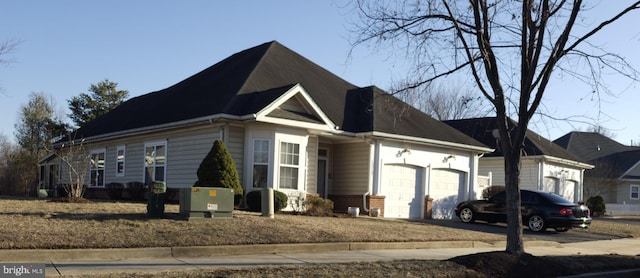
[73,41,488,150]
[554,131,640,179]
[445,117,586,162]
[553,131,640,161]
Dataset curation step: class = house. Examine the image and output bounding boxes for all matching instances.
[444,117,593,203]
[554,132,640,215]
[41,41,493,219]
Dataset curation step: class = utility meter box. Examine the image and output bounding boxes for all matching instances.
[180,187,234,220]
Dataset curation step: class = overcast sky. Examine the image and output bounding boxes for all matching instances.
[1,1,639,145]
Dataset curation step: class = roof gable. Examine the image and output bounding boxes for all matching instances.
[75,41,356,139]
[256,83,336,131]
[69,41,488,152]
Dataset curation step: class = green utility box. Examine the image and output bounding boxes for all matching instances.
[180,187,234,220]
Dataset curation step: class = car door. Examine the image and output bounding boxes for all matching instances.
[483,191,507,222]
[520,191,539,218]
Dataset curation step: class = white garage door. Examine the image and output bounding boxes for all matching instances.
[383,164,422,218]
[544,177,576,202]
[430,169,465,219]
[560,180,576,202]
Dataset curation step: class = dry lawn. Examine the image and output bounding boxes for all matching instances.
[0,197,510,249]
[3,197,640,277]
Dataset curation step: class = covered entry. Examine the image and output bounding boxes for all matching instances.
[382,164,423,218]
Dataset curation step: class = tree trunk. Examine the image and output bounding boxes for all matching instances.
[504,151,524,254]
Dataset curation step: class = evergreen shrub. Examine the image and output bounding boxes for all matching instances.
[245,189,288,212]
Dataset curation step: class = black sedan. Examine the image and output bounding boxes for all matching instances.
[454,189,591,232]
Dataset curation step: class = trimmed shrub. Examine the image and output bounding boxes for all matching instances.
[127,181,145,201]
[194,140,243,199]
[245,189,288,212]
[482,185,505,199]
[106,182,124,200]
[304,195,334,216]
[586,195,606,217]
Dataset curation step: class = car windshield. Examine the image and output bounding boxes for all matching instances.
[539,191,574,205]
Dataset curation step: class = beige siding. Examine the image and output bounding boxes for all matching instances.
[227,126,245,186]
[167,128,221,188]
[624,162,640,178]
[306,136,318,194]
[331,142,370,195]
[478,159,504,185]
[57,125,225,189]
[519,160,540,190]
[478,158,540,190]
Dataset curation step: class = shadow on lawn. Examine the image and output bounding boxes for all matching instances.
[0,211,184,221]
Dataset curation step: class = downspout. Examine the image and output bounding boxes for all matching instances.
[363,191,370,212]
[537,159,543,190]
[426,164,432,198]
[363,138,380,213]
[579,168,585,203]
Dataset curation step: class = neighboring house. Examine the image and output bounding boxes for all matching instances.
[554,132,640,215]
[41,41,493,219]
[445,117,593,203]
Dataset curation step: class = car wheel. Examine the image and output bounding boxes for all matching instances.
[459,207,475,223]
[554,227,570,232]
[528,215,546,232]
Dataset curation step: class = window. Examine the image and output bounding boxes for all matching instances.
[116,145,126,176]
[144,141,166,186]
[90,149,106,187]
[279,142,300,190]
[252,139,269,188]
[631,185,639,200]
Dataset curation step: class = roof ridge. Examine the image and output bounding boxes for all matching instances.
[236,41,277,95]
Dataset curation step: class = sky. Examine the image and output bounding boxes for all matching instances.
[1,1,639,146]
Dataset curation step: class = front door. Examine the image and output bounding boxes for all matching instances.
[317,149,328,198]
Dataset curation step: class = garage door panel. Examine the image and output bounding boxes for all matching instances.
[560,181,576,202]
[383,165,422,219]
[430,169,465,219]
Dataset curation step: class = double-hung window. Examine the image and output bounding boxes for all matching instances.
[90,149,106,187]
[631,185,639,200]
[252,139,269,188]
[144,141,166,185]
[279,142,300,190]
[116,145,126,176]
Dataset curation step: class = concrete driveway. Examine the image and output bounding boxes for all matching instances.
[423,218,626,243]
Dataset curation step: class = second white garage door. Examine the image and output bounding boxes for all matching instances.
[429,169,465,219]
[383,164,423,218]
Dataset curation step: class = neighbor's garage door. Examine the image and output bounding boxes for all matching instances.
[383,164,422,218]
[560,180,577,203]
[429,169,465,219]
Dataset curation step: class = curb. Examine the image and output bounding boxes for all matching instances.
[0,240,561,263]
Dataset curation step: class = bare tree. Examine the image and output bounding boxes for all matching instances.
[583,160,618,201]
[398,82,491,120]
[0,39,20,93]
[51,135,90,199]
[351,0,640,254]
[587,125,617,141]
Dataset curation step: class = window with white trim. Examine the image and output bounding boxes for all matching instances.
[116,145,126,176]
[252,139,269,188]
[90,149,106,187]
[144,141,166,186]
[631,185,639,200]
[279,141,300,190]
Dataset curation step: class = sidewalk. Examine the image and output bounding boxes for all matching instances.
[0,238,638,277]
